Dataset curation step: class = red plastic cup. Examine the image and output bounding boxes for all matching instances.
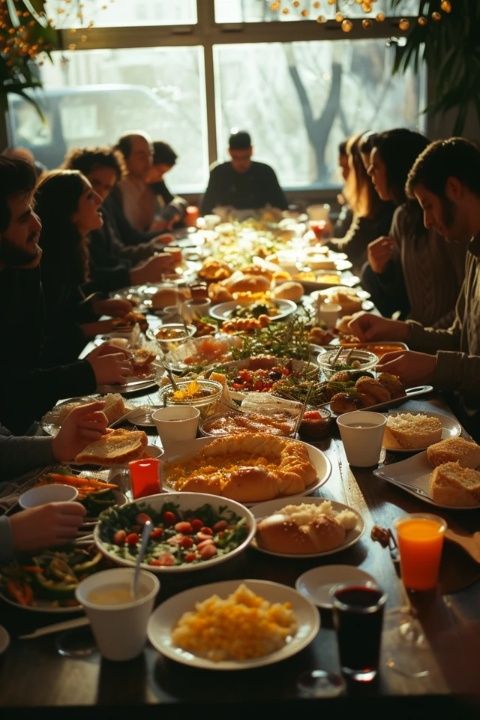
[128,458,161,499]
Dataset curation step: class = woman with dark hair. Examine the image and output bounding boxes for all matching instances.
[362,128,467,327]
[36,170,132,363]
[328,132,394,274]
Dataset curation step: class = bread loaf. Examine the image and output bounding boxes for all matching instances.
[426,437,480,469]
[272,281,304,302]
[385,413,443,449]
[226,274,271,295]
[74,428,148,466]
[429,462,480,507]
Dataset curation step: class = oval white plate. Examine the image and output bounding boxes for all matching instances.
[147,578,319,670]
[162,436,331,503]
[383,410,461,452]
[209,299,297,322]
[295,565,376,609]
[251,498,364,558]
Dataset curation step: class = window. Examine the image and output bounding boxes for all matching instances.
[9,1,426,196]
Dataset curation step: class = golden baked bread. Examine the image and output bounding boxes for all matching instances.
[429,462,480,507]
[151,287,184,310]
[131,347,157,376]
[355,376,391,404]
[74,428,148,466]
[385,413,443,449]
[426,437,480,468]
[225,274,271,295]
[271,281,304,302]
[164,432,317,502]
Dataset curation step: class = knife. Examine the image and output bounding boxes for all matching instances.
[19,616,89,640]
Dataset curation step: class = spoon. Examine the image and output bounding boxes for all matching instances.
[131,520,152,599]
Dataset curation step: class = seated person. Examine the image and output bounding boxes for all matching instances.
[145,141,188,230]
[348,138,480,440]
[200,130,288,214]
[328,132,395,275]
[332,139,353,238]
[0,157,133,434]
[362,128,467,327]
[0,402,107,562]
[63,147,176,292]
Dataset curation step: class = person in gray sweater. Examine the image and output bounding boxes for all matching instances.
[348,138,480,438]
[0,401,108,563]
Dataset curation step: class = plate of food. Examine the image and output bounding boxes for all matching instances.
[382,411,461,452]
[0,544,106,613]
[33,470,125,517]
[252,497,364,558]
[41,394,132,436]
[374,442,480,510]
[209,356,319,398]
[209,299,296,322]
[164,333,242,372]
[70,428,156,467]
[147,578,319,670]
[293,270,360,292]
[161,433,331,504]
[94,492,255,573]
[310,286,373,316]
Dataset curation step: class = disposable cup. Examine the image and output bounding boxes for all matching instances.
[75,568,160,661]
[152,405,200,452]
[337,410,386,467]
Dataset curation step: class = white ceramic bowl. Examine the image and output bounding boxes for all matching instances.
[19,483,79,509]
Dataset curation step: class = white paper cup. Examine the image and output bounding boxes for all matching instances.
[75,568,160,661]
[19,483,78,509]
[336,411,386,467]
[182,298,212,321]
[152,406,200,452]
[315,302,342,328]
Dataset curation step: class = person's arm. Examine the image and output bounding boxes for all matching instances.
[264,166,288,210]
[200,166,222,215]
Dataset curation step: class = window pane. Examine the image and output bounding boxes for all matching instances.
[8,48,208,193]
[215,0,420,22]
[214,40,425,189]
[46,0,196,29]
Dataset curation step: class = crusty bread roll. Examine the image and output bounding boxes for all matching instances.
[355,377,391,404]
[272,281,304,302]
[224,467,279,503]
[426,437,480,468]
[385,413,443,449]
[74,428,148,466]
[429,461,480,507]
[256,513,346,554]
[225,274,271,295]
[239,264,274,281]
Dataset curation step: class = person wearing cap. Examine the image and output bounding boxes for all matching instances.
[200,130,288,215]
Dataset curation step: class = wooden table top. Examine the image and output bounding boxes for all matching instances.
[1,390,480,719]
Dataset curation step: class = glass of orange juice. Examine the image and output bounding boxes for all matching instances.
[395,513,447,591]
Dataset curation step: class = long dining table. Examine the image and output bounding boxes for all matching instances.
[1,379,480,718]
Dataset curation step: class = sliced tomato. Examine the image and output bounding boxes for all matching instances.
[135,513,152,526]
[149,553,175,566]
[174,521,193,535]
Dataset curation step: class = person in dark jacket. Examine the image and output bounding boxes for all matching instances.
[200,130,288,215]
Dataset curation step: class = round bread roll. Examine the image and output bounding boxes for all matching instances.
[355,377,391,404]
[256,513,346,554]
[272,281,304,302]
[226,274,271,295]
[240,264,274,281]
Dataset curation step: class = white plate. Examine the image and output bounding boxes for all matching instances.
[209,299,297,322]
[382,410,461,452]
[251,498,364,558]
[162,436,331,503]
[147,578,319,669]
[97,374,157,395]
[0,626,10,653]
[374,451,480,510]
[94,492,255,574]
[295,565,376,609]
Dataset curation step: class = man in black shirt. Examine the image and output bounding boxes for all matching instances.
[200,130,288,215]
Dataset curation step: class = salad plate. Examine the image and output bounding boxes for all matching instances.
[210,299,296,322]
[147,578,319,670]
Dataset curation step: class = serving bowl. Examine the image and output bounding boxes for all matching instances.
[317,348,378,380]
[157,379,223,419]
[147,323,196,354]
[94,492,256,574]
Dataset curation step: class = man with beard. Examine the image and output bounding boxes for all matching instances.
[200,130,288,215]
[0,156,133,434]
[347,138,480,438]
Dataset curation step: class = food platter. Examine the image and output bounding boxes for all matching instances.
[382,410,461,453]
[147,578,319,670]
[164,333,242,372]
[251,497,364,558]
[161,436,331,503]
[94,492,255,573]
[209,299,297,322]
[294,271,360,292]
[373,451,480,510]
[310,286,374,315]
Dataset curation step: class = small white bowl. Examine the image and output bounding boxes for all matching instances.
[19,483,79,509]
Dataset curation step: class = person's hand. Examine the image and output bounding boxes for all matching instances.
[367,235,396,274]
[86,342,131,359]
[130,254,175,285]
[86,350,133,386]
[10,502,87,552]
[150,218,169,233]
[92,297,132,318]
[347,312,410,342]
[376,350,437,387]
[52,400,108,463]
[152,232,174,245]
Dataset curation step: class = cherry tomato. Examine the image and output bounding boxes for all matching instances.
[200,526,213,536]
[184,552,197,563]
[135,513,151,525]
[213,520,228,532]
[152,553,176,566]
[126,532,139,545]
[163,511,177,525]
[198,543,217,559]
[190,518,203,532]
[150,527,164,540]
[113,530,127,546]
[174,521,193,534]
[179,536,194,549]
